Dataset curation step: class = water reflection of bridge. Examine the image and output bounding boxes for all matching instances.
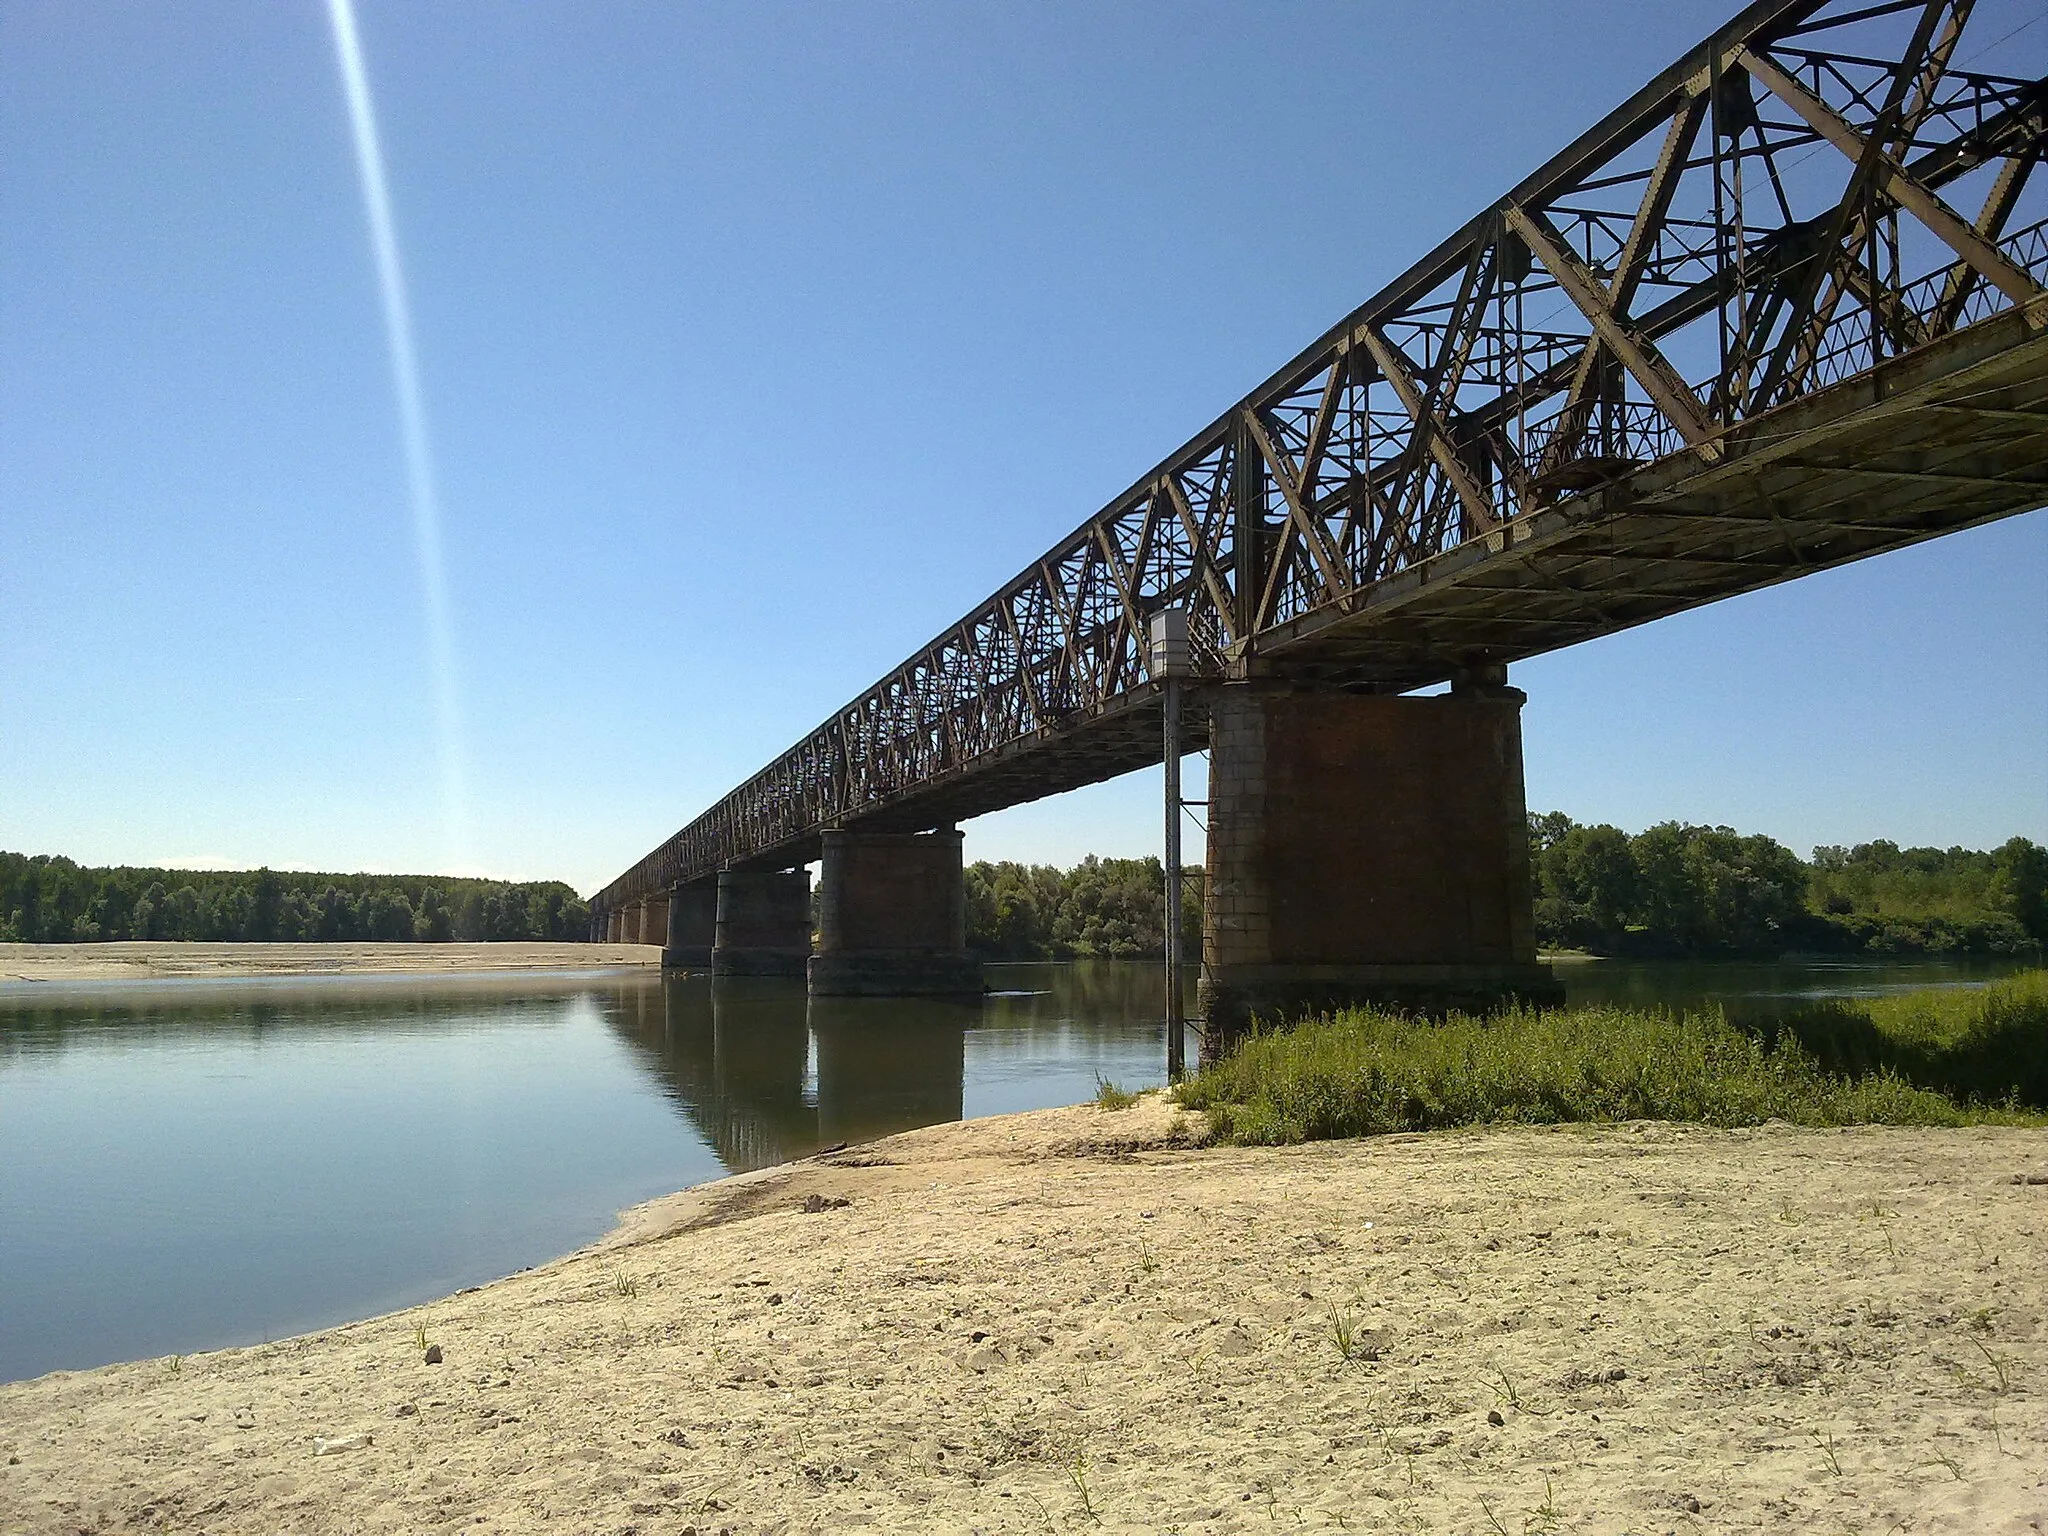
[602,976,972,1172]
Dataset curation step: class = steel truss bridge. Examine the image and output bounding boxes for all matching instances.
[597,0,2048,916]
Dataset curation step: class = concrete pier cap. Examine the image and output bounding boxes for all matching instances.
[1197,673,1560,1059]
[807,826,985,999]
[710,868,813,978]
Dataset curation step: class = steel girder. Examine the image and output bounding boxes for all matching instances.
[596,0,2048,916]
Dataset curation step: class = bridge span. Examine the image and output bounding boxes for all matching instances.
[595,0,2048,1048]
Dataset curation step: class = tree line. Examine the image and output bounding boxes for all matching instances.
[0,853,589,945]
[1529,814,2047,957]
[965,823,2047,962]
[965,855,1202,960]
[10,819,2041,959]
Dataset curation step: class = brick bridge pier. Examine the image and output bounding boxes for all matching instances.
[1197,674,1559,1040]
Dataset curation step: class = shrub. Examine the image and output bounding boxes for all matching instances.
[1759,970,2048,1110]
[1176,975,2047,1145]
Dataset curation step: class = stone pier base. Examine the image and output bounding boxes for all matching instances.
[636,890,670,948]
[1198,680,1559,1057]
[711,870,812,978]
[807,949,986,996]
[663,881,718,970]
[1198,963,1562,1037]
[808,828,983,998]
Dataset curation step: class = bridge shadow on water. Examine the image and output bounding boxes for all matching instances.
[599,975,976,1173]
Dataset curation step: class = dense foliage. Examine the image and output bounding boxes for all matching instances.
[965,856,1200,960]
[0,853,588,944]
[1529,812,2046,956]
[1175,971,2048,1143]
[11,815,2039,959]
[1760,971,2048,1113]
[965,822,2044,961]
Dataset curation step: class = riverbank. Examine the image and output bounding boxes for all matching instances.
[2,1098,2042,1534]
[0,940,657,983]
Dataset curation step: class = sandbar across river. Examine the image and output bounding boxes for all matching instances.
[0,940,658,984]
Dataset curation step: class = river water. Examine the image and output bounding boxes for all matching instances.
[0,955,2030,1381]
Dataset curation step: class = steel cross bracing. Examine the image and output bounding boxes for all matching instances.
[597,0,2048,914]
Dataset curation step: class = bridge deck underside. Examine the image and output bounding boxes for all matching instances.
[711,312,2048,882]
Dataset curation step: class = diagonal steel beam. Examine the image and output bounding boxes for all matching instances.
[1251,509,1300,634]
[991,596,1048,726]
[1767,2,1967,393]
[1359,325,1501,532]
[1738,45,2042,306]
[1544,86,1713,470]
[1503,203,1724,458]
[1036,556,1083,710]
[1297,344,1353,497]
[1162,473,1239,644]
[1933,152,2036,332]
[1242,408,1350,601]
[1128,496,1160,612]
[1091,521,1149,672]
[1379,238,1497,537]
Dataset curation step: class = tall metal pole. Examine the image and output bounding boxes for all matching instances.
[1150,608,1190,1080]
[1163,671,1184,1079]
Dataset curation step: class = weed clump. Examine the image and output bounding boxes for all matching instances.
[1093,1075,1141,1111]
[1176,973,2047,1144]
[1755,969,2048,1109]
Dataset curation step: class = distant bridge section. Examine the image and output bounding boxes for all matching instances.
[598,0,2047,922]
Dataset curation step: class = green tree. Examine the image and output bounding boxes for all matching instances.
[276,887,315,940]
[164,885,203,940]
[967,860,1060,957]
[1528,810,1577,855]
[1992,837,2048,944]
[1686,827,1806,950]
[246,867,283,941]
[0,853,594,947]
[359,890,415,941]
[414,887,455,943]
[1537,822,1638,944]
[1629,823,1805,951]
[1629,822,1704,943]
[132,880,168,940]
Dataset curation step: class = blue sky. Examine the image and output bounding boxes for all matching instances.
[3,1,2043,896]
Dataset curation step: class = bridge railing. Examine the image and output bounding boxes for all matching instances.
[598,0,2046,911]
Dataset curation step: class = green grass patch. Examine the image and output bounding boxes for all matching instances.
[1755,969,2048,1111]
[1176,972,2048,1145]
[1094,1074,1141,1111]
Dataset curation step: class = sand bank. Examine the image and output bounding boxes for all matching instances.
[2,1101,2043,1534]
[0,941,656,984]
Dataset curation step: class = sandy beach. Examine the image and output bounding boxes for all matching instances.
[0,941,658,984]
[2,1097,2042,1534]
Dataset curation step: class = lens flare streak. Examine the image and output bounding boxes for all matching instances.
[325,0,471,865]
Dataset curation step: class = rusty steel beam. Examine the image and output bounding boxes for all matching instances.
[595,0,2048,915]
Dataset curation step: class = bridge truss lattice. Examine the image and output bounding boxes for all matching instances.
[599,0,2048,912]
